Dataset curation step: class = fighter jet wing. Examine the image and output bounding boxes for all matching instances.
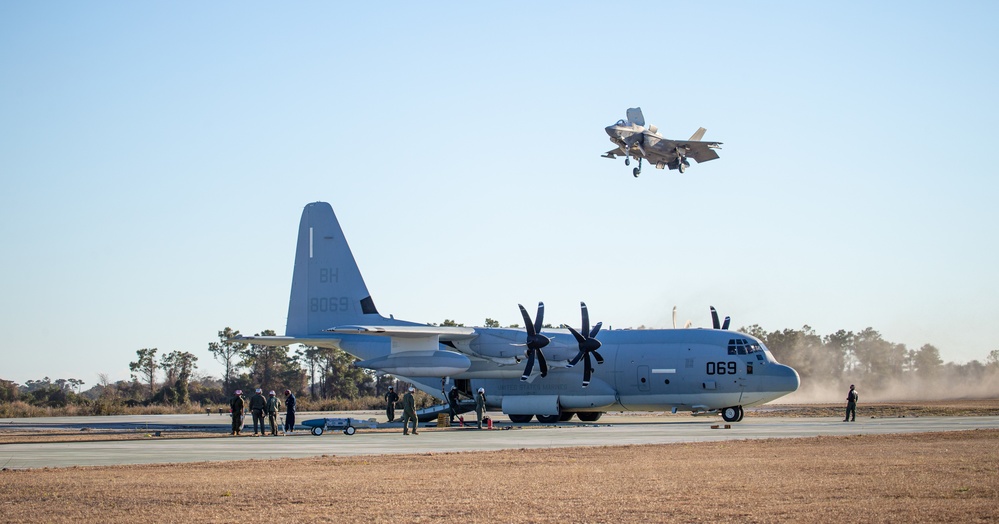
[647,139,722,163]
[686,141,722,163]
[601,148,623,159]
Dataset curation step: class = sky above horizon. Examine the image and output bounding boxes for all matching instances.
[2,2,997,386]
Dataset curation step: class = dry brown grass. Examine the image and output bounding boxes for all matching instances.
[1,429,996,523]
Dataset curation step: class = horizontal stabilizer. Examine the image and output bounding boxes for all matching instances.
[689,127,707,141]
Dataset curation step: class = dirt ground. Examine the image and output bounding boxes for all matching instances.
[1,403,997,522]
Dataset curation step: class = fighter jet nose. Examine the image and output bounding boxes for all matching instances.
[605,125,617,137]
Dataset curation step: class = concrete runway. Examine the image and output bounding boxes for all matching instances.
[2,412,997,469]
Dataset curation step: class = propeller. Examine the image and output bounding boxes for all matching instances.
[710,306,731,330]
[566,302,604,387]
[517,302,550,381]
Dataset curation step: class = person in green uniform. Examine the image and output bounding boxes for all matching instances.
[229,389,245,436]
[844,384,858,422]
[248,388,267,436]
[475,387,487,429]
[401,386,418,435]
[266,390,281,435]
[384,386,399,422]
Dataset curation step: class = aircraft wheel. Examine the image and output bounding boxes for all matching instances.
[721,407,740,422]
[311,426,324,436]
[508,414,534,423]
[736,406,744,422]
[536,414,560,423]
[559,412,575,422]
[633,167,640,177]
[678,161,686,174]
[576,412,603,422]
[625,158,630,166]
[344,426,356,435]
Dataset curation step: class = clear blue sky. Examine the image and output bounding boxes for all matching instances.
[2,2,997,386]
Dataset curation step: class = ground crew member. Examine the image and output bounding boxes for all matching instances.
[266,390,281,435]
[844,384,858,422]
[385,386,399,422]
[475,387,487,429]
[448,386,461,424]
[229,389,245,436]
[284,389,296,434]
[401,386,418,435]
[249,388,267,436]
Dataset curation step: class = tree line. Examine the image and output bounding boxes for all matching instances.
[3,322,998,415]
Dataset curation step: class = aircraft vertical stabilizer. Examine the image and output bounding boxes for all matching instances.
[286,202,381,336]
[688,127,707,141]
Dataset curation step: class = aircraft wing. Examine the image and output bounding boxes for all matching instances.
[326,325,478,342]
[601,147,624,159]
[686,141,722,163]
[648,139,722,163]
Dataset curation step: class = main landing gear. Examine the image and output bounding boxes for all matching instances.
[721,406,744,422]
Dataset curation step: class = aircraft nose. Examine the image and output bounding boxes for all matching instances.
[773,364,800,393]
[605,125,617,137]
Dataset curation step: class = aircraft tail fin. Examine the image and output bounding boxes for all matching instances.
[286,202,383,336]
[688,127,707,142]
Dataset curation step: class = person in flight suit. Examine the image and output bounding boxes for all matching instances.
[447,386,461,424]
[284,389,296,434]
[266,390,281,435]
[384,386,399,423]
[475,387,487,429]
[844,384,859,422]
[401,386,419,435]
[229,389,245,436]
[248,388,267,436]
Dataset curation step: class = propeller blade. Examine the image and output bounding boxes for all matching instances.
[672,306,677,329]
[580,302,590,335]
[521,350,535,381]
[582,353,592,387]
[536,350,548,378]
[533,302,545,334]
[519,304,536,336]
[567,325,585,345]
[722,316,731,330]
[710,306,720,329]
[590,321,602,339]
[567,350,583,367]
[592,350,605,365]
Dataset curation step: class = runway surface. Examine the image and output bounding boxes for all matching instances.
[2,412,997,469]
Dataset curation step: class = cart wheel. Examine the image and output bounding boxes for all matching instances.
[311,426,324,436]
[344,426,356,436]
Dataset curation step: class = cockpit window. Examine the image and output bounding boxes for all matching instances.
[728,338,762,355]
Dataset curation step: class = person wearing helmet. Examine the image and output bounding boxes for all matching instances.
[475,387,487,429]
[384,386,399,423]
[248,388,267,436]
[844,384,859,422]
[447,385,461,425]
[229,389,245,436]
[401,386,418,435]
[284,389,296,434]
[266,390,281,435]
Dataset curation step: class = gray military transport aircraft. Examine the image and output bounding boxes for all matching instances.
[232,202,798,423]
[603,107,722,177]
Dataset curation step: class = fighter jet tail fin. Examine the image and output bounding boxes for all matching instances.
[688,127,707,141]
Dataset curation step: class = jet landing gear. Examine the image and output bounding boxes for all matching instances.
[721,406,744,422]
[632,158,643,178]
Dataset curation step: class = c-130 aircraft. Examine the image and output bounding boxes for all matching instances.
[232,202,799,423]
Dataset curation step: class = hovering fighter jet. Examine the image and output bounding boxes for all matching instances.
[232,202,798,424]
[603,107,722,177]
